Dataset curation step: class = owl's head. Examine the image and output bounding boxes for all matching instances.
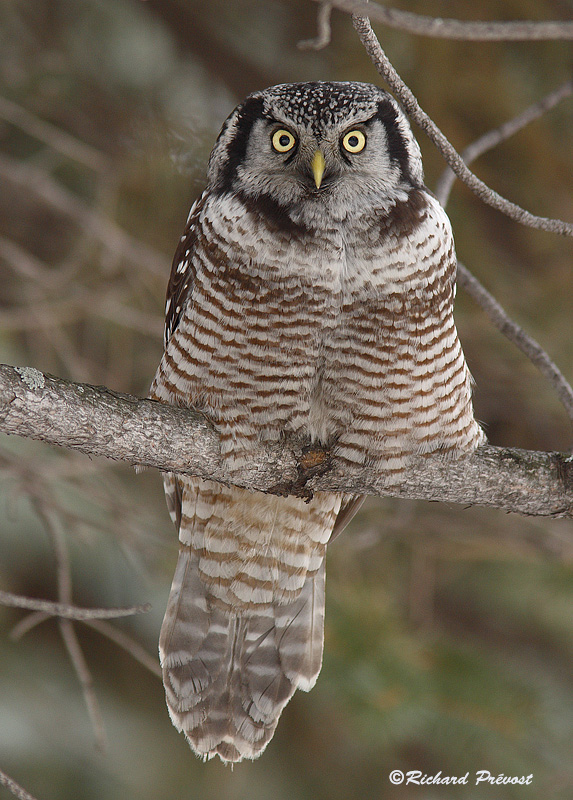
[206,81,424,226]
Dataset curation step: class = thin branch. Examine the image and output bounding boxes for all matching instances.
[435,80,573,207]
[0,290,163,338]
[1,365,572,519]
[9,611,160,677]
[31,499,107,752]
[298,2,333,49]
[456,262,573,428]
[10,611,51,640]
[0,590,151,620]
[0,94,111,173]
[31,500,71,601]
[350,14,573,237]
[5,589,159,677]
[58,617,107,751]
[0,770,39,800]
[0,236,54,286]
[0,152,169,277]
[424,80,573,428]
[315,0,573,40]
[84,619,162,678]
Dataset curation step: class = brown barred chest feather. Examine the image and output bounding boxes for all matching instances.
[152,191,480,464]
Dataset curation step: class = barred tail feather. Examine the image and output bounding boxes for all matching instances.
[159,546,326,762]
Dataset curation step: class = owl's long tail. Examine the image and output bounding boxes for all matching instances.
[159,544,326,762]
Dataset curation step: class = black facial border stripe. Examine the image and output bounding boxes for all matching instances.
[216,96,266,193]
[373,99,416,184]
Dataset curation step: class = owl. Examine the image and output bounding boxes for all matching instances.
[150,81,484,762]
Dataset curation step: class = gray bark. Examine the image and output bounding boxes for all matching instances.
[1,363,572,518]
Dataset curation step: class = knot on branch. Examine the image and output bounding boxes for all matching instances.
[268,442,332,502]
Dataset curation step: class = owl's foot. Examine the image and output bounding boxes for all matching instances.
[268,443,331,502]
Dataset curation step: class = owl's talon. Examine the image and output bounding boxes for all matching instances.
[268,445,332,501]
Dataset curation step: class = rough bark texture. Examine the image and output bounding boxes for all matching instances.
[1,363,572,518]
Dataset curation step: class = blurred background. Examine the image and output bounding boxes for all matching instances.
[0,1,572,798]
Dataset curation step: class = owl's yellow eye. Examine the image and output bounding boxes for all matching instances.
[272,129,297,153]
[342,130,366,153]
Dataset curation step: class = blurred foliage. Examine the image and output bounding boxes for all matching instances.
[0,1,572,799]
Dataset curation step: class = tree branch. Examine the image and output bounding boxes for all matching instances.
[298,2,333,49]
[315,0,573,40]
[434,80,573,208]
[0,94,111,173]
[0,770,39,800]
[1,364,572,519]
[430,82,573,430]
[350,14,573,238]
[0,152,168,278]
[456,262,573,430]
[83,619,162,678]
[0,590,150,621]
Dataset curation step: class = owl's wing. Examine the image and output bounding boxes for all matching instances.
[151,194,205,528]
[330,494,365,542]
[163,194,205,347]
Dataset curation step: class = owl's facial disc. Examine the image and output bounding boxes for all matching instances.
[208,82,426,223]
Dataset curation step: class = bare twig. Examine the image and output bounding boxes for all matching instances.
[0,236,53,285]
[435,80,573,206]
[31,500,107,752]
[9,611,160,677]
[298,2,333,49]
[314,0,573,40]
[0,95,111,173]
[425,80,573,428]
[58,617,107,751]
[345,11,573,431]
[0,153,169,277]
[1,365,572,519]
[350,14,573,237]
[84,619,162,678]
[0,770,39,800]
[31,501,71,600]
[456,262,573,428]
[0,290,163,339]
[10,611,51,640]
[0,589,151,620]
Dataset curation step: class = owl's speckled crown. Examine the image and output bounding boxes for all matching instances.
[254,81,386,130]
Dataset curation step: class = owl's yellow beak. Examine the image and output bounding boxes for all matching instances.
[311,149,326,189]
